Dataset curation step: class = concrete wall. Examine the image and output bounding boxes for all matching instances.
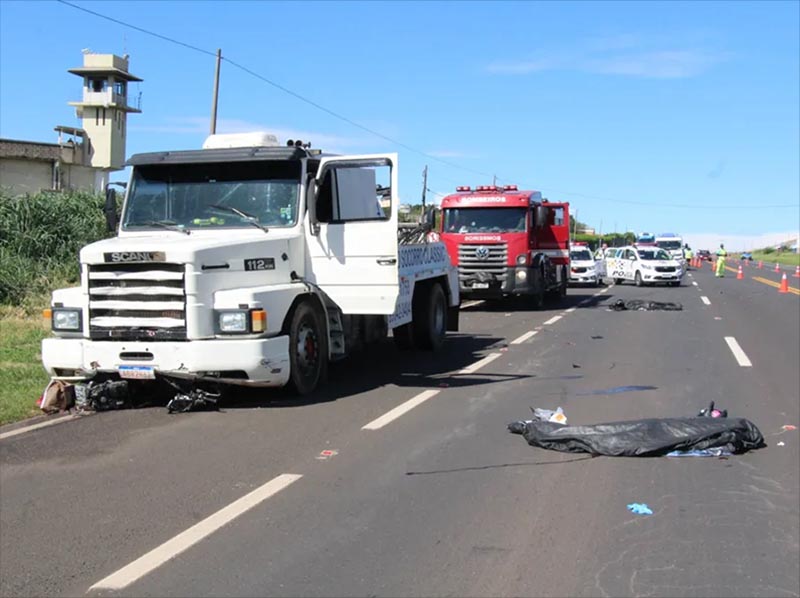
[0,159,53,195]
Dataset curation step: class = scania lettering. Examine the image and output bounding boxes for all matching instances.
[439,185,570,306]
[42,132,460,395]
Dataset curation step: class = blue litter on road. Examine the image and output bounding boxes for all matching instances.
[666,448,732,457]
[579,385,658,395]
[627,503,653,515]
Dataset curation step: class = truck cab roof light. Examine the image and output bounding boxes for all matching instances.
[456,186,471,192]
[503,185,518,191]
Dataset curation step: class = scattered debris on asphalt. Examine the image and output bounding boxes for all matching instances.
[87,380,132,411]
[609,299,683,312]
[782,425,797,432]
[531,406,567,425]
[698,401,727,418]
[627,503,654,515]
[38,380,75,414]
[507,409,766,457]
[166,388,220,413]
[572,363,581,368]
[578,385,657,396]
[591,335,604,339]
[777,441,786,447]
[666,448,732,457]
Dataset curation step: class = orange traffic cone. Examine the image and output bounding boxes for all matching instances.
[737,265,743,280]
[794,265,800,278]
[774,262,781,273]
[779,273,789,293]
[758,260,763,269]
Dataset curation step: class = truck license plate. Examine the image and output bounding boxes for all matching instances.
[118,365,156,380]
[472,282,489,289]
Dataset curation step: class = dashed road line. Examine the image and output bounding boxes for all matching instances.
[692,281,698,286]
[724,337,753,367]
[510,330,538,345]
[362,389,441,430]
[458,352,502,375]
[565,307,577,314]
[543,315,562,325]
[88,473,303,591]
[701,296,711,305]
[461,300,485,308]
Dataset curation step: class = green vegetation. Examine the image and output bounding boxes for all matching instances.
[747,250,800,266]
[0,190,108,424]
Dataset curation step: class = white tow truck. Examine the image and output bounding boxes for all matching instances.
[42,133,460,394]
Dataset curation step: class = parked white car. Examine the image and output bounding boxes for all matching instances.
[569,246,601,286]
[608,246,683,287]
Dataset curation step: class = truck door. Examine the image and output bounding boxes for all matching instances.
[306,154,399,314]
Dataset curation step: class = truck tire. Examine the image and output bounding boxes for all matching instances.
[393,323,414,350]
[412,283,447,350]
[288,301,328,395]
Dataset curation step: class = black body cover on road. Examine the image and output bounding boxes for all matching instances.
[508,417,765,456]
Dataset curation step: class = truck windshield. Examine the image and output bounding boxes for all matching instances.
[123,161,301,231]
[656,240,682,250]
[442,208,526,234]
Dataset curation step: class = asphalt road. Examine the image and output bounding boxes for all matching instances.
[1,273,798,598]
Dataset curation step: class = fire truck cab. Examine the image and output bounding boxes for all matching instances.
[439,185,570,306]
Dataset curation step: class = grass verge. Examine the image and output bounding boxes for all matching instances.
[0,309,50,425]
[748,251,800,267]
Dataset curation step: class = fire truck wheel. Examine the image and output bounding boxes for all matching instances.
[288,301,328,395]
[413,283,447,350]
[393,323,414,350]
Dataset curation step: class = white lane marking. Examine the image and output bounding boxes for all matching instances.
[362,390,440,430]
[89,473,302,591]
[724,337,753,367]
[565,307,577,313]
[599,287,610,293]
[458,352,502,375]
[0,414,82,441]
[461,300,484,308]
[701,296,711,305]
[511,330,538,345]
[692,281,698,286]
[543,315,562,325]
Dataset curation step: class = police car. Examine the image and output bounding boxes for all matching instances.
[569,243,601,286]
[607,245,683,287]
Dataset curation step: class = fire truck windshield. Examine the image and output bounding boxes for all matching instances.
[443,207,526,234]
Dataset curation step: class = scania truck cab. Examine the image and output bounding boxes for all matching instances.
[42,133,459,395]
[438,185,570,306]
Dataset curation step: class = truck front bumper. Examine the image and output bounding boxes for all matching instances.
[41,336,291,387]
[460,266,536,299]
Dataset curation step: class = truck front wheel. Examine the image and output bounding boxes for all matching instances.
[413,283,447,351]
[288,301,328,395]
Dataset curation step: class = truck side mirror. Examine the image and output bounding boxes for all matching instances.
[104,187,119,233]
[534,206,547,228]
[422,207,436,231]
[307,179,320,236]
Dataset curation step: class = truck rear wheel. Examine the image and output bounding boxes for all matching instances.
[288,301,328,395]
[413,283,446,350]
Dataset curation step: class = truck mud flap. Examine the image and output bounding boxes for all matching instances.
[447,305,460,331]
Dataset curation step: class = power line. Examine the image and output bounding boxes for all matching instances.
[55,0,800,211]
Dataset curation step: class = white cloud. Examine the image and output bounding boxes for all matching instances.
[485,35,726,79]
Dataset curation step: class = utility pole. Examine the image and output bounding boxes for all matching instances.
[210,49,222,135]
[573,209,579,237]
[492,174,497,187]
[420,165,428,222]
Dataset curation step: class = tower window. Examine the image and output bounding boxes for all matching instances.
[89,77,107,93]
[113,81,126,97]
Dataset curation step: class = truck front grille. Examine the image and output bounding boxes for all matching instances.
[457,243,508,284]
[87,263,187,341]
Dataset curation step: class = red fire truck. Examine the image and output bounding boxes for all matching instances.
[438,185,570,306]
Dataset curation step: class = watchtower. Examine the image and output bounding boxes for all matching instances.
[68,52,142,170]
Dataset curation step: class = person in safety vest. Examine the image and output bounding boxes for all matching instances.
[684,244,693,269]
[715,243,727,277]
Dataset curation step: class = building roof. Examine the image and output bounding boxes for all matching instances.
[0,138,61,161]
[68,66,143,82]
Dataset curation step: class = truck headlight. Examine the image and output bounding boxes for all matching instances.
[516,254,528,266]
[52,308,82,331]
[219,311,248,333]
[217,309,267,334]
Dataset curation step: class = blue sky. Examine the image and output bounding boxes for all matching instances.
[1,0,798,248]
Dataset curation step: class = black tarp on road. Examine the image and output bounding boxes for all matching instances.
[508,417,766,456]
